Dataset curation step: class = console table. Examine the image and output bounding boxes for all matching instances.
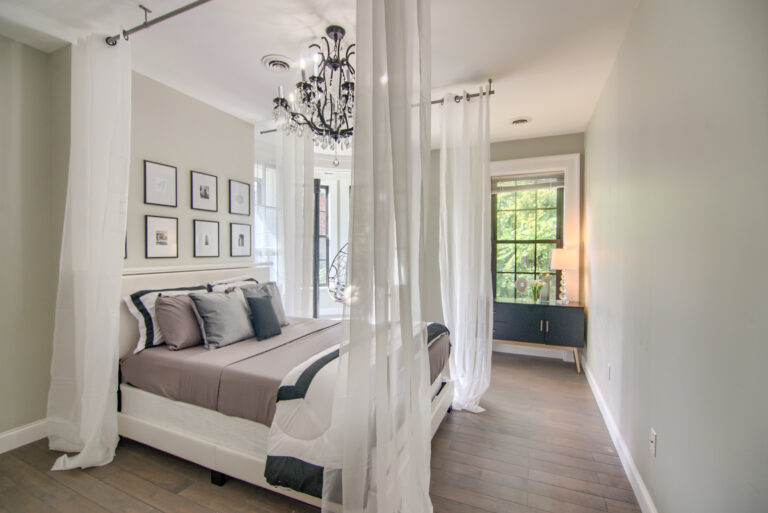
[493,298,586,373]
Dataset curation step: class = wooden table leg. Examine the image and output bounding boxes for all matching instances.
[573,348,581,373]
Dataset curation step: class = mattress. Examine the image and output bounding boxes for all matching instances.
[121,317,451,427]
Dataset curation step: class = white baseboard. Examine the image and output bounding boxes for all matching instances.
[493,342,574,362]
[0,419,48,454]
[582,359,659,513]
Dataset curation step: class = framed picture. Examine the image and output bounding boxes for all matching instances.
[193,220,219,257]
[191,171,218,212]
[145,215,178,258]
[229,179,250,216]
[230,223,251,257]
[144,160,177,207]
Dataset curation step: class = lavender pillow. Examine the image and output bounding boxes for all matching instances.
[155,294,203,350]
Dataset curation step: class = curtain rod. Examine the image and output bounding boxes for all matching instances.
[259,78,494,135]
[106,0,213,46]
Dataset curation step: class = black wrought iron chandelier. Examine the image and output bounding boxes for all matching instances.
[273,25,355,153]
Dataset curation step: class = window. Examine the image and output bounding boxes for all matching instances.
[254,163,278,262]
[492,173,564,300]
[317,184,330,286]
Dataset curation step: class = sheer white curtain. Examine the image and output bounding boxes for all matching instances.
[439,88,492,413]
[276,130,314,317]
[322,0,433,511]
[46,34,131,469]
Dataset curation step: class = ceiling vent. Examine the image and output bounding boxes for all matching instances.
[511,117,531,126]
[262,54,291,72]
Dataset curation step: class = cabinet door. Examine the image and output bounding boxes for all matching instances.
[544,307,585,347]
[494,302,545,343]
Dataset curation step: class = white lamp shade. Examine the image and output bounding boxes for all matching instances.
[550,248,577,270]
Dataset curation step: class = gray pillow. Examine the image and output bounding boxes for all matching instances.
[237,282,289,326]
[189,288,255,349]
[155,294,203,350]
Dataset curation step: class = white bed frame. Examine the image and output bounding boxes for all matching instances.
[117,266,454,507]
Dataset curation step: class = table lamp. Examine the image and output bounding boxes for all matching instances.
[550,248,577,305]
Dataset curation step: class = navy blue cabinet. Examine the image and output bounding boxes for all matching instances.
[493,300,586,371]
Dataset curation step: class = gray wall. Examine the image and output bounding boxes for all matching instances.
[490,133,584,162]
[0,35,69,433]
[127,73,255,268]
[583,1,768,511]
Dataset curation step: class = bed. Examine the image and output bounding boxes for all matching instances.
[117,266,454,507]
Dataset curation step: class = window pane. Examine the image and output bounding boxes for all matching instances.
[496,211,515,240]
[517,189,537,209]
[537,188,557,208]
[536,209,557,240]
[319,213,327,236]
[496,243,515,272]
[536,243,555,273]
[265,168,277,207]
[516,243,535,272]
[516,210,536,240]
[496,273,516,299]
[496,191,515,210]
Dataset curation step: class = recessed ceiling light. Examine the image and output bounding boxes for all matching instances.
[261,54,291,72]
[511,117,532,126]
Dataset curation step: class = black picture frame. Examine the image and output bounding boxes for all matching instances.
[229,179,251,216]
[144,160,177,207]
[145,215,179,259]
[193,219,220,258]
[230,223,251,257]
[191,170,218,212]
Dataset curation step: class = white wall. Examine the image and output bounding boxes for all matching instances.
[0,35,69,433]
[127,73,254,268]
[583,1,768,511]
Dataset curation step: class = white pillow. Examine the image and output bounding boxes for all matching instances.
[208,275,259,292]
[123,286,207,353]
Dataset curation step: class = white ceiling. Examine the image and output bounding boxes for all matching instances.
[0,0,637,142]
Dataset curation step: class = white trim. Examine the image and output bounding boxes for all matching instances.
[583,359,659,513]
[0,419,48,454]
[490,153,581,303]
[492,342,574,362]
[122,262,272,276]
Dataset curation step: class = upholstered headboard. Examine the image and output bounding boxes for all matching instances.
[119,265,271,358]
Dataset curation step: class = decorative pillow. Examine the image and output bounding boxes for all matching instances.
[155,294,203,350]
[189,288,255,349]
[124,285,207,353]
[208,275,259,292]
[246,296,282,340]
[238,282,289,326]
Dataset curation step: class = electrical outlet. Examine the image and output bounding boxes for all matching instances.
[650,428,657,457]
[607,363,611,381]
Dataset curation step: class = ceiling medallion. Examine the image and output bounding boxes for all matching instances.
[273,25,355,154]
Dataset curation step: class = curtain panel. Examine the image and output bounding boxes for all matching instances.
[439,88,493,413]
[322,0,434,511]
[46,34,131,470]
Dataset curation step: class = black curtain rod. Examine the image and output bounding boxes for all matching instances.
[106,0,213,46]
[259,79,494,135]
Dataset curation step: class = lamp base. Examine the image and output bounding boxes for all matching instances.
[557,271,570,305]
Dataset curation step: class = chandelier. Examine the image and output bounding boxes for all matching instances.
[273,25,355,153]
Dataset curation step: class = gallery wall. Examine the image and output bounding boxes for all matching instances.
[127,72,255,269]
[583,0,768,511]
[0,35,69,434]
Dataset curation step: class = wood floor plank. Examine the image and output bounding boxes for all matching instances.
[13,442,163,513]
[0,485,59,513]
[0,454,108,513]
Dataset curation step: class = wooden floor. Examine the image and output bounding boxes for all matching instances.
[0,353,639,513]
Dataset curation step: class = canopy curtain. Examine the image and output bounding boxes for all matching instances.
[276,130,314,317]
[46,34,131,469]
[321,0,434,511]
[439,88,492,413]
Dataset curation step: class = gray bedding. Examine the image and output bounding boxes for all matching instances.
[120,317,451,427]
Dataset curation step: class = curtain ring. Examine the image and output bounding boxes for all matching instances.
[466,91,471,102]
[454,95,461,104]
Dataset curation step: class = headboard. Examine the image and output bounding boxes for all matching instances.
[119,265,271,358]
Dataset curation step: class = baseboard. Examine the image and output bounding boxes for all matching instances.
[582,359,659,513]
[0,419,48,454]
[493,342,574,362]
